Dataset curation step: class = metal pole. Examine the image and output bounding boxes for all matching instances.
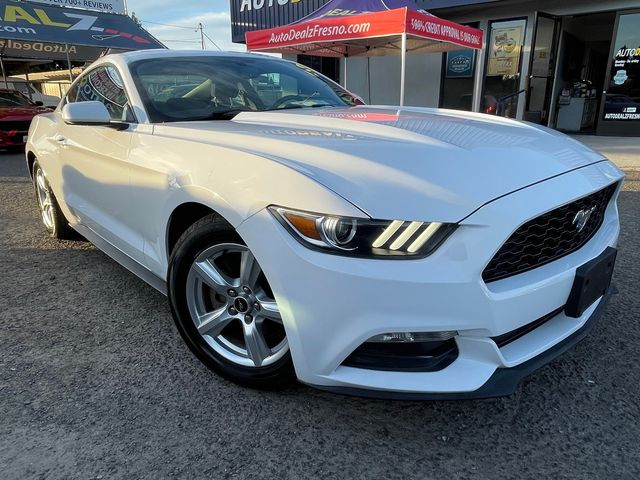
[25,65,33,102]
[343,57,347,88]
[399,33,407,107]
[198,23,205,50]
[65,43,73,82]
[0,55,7,88]
[342,45,350,89]
[367,57,371,103]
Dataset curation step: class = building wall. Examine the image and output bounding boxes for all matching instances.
[343,54,442,106]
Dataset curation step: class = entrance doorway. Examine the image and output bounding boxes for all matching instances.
[525,13,561,125]
[550,12,616,134]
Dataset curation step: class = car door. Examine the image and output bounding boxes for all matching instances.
[58,65,144,263]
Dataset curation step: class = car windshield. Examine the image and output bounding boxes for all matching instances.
[0,91,34,107]
[130,56,360,122]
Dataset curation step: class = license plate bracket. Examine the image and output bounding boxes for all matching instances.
[565,247,617,318]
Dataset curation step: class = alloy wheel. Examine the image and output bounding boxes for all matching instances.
[186,243,288,368]
[35,167,55,231]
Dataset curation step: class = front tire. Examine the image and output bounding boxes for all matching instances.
[33,161,75,240]
[168,214,295,389]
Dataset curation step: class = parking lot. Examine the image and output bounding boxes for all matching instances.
[1,150,639,479]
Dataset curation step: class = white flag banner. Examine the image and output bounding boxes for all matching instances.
[24,0,126,15]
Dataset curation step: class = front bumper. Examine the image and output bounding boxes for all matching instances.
[313,286,614,400]
[237,161,623,397]
[0,127,28,147]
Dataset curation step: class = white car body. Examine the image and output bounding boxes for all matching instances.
[26,50,623,398]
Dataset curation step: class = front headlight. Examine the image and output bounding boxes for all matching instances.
[269,206,456,258]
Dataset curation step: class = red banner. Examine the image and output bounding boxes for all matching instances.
[246,9,406,51]
[406,10,483,50]
[245,7,483,54]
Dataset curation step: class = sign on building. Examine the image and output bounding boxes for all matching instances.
[0,1,162,50]
[24,0,126,15]
[231,0,330,43]
[603,12,640,122]
[487,25,523,76]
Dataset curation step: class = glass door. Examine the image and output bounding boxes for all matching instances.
[482,18,527,118]
[597,10,640,136]
[525,13,561,125]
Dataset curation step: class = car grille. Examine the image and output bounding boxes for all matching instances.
[0,120,31,136]
[483,182,618,283]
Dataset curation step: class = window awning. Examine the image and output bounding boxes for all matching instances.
[0,0,164,51]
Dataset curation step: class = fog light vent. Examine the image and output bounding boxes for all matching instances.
[367,331,458,343]
[343,333,459,372]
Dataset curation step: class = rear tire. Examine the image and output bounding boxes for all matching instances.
[33,161,75,240]
[168,214,295,389]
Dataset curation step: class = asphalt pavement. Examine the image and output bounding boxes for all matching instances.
[1,150,639,479]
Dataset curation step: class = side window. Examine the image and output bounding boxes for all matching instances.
[15,83,29,96]
[67,66,135,122]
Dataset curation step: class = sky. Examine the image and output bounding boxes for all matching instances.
[127,0,245,52]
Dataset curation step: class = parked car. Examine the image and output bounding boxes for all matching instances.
[3,77,60,108]
[26,51,623,398]
[0,89,51,150]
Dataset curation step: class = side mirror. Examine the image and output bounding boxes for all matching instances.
[34,101,44,106]
[62,101,127,129]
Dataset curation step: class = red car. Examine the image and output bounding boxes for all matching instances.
[0,89,52,150]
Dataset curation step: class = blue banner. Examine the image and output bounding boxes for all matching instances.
[0,1,164,50]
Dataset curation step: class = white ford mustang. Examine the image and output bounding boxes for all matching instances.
[27,50,623,399]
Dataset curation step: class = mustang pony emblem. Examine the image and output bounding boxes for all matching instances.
[573,206,597,233]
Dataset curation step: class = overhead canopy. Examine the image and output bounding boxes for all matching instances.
[0,39,113,62]
[245,0,483,57]
[0,0,164,51]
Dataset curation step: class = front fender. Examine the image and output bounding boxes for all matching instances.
[134,136,366,277]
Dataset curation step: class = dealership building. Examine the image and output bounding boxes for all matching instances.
[231,0,640,137]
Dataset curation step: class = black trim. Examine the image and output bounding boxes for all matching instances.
[308,287,614,401]
[491,306,565,348]
[342,339,458,372]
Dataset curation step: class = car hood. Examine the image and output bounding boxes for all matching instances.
[0,106,44,119]
[155,106,606,222]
